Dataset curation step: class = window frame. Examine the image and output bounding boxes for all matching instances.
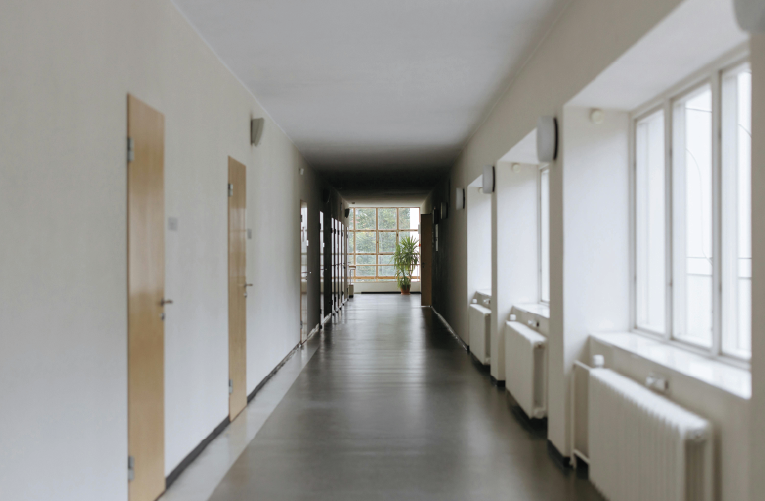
[629,48,751,367]
[348,207,421,282]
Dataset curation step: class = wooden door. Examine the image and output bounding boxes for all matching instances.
[420,215,433,306]
[228,157,247,420]
[127,95,166,501]
[300,201,308,342]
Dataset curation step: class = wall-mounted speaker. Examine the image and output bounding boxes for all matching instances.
[433,206,441,225]
[537,116,558,163]
[321,189,331,204]
[482,165,495,194]
[455,188,465,210]
[735,0,765,31]
[344,208,350,218]
[251,118,265,146]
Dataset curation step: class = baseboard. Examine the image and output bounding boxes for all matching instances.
[165,415,230,489]
[431,306,468,351]
[248,341,301,403]
[547,439,571,470]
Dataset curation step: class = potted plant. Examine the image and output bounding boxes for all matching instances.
[394,235,419,295]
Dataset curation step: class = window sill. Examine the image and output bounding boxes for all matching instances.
[590,331,751,399]
[513,303,550,319]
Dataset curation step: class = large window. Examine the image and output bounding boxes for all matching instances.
[348,207,420,281]
[632,60,751,360]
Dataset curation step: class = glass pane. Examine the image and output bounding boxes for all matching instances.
[722,65,752,358]
[356,208,376,230]
[348,233,354,254]
[399,231,419,244]
[355,232,376,253]
[379,232,396,253]
[348,209,354,230]
[357,266,375,277]
[356,254,375,265]
[673,86,713,347]
[378,208,397,230]
[379,266,396,277]
[348,255,355,265]
[378,255,394,265]
[540,169,550,303]
[635,110,666,333]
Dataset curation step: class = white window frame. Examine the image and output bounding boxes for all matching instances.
[629,47,751,367]
[538,166,550,305]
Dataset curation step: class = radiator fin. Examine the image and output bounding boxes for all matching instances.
[505,321,547,419]
[468,304,491,365]
[589,368,712,501]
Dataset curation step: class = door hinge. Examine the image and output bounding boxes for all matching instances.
[229,379,233,395]
[228,184,234,197]
[128,456,135,482]
[127,138,135,163]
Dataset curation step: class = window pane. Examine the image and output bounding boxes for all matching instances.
[540,169,550,303]
[673,86,713,347]
[635,110,666,333]
[356,232,376,253]
[379,232,396,253]
[399,231,419,244]
[348,209,354,230]
[348,233,354,254]
[722,65,752,358]
[379,266,396,277]
[357,266,375,277]
[378,208,397,229]
[348,255,355,265]
[356,208,376,230]
[378,255,394,265]
[356,254,375,265]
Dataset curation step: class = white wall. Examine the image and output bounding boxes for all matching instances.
[491,162,539,382]
[0,1,325,499]
[545,107,632,454]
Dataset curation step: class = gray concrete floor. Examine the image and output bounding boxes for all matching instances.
[208,295,603,500]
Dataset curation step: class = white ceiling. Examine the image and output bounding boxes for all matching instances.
[173,0,567,203]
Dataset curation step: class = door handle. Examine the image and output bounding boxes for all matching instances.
[160,298,173,306]
[244,283,253,288]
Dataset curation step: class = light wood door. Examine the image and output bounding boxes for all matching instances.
[300,201,308,342]
[420,215,433,306]
[228,157,247,420]
[127,94,166,501]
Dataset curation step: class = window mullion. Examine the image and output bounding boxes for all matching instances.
[712,69,724,357]
[665,98,674,342]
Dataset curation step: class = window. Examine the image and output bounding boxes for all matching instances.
[721,64,752,358]
[635,110,666,333]
[632,59,751,360]
[539,168,550,303]
[348,208,420,281]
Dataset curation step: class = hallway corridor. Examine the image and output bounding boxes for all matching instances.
[207,295,602,500]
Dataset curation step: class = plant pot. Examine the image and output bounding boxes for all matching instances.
[400,285,411,295]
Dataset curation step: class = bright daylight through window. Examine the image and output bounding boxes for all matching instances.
[633,62,752,360]
[348,208,420,282]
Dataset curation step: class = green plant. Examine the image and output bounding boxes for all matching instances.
[394,235,419,290]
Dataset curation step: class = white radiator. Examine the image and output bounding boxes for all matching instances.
[589,368,713,501]
[468,304,491,365]
[504,321,547,419]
